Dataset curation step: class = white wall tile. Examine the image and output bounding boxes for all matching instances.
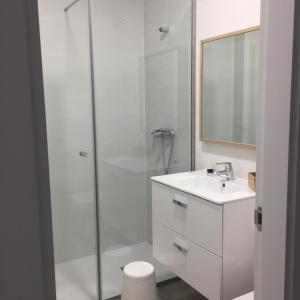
[92,0,147,251]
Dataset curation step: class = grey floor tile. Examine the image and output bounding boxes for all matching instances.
[107,278,206,300]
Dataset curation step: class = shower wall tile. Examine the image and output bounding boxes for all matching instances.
[144,0,193,56]
[144,0,193,241]
[93,0,147,251]
[96,115,144,145]
[98,159,148,250]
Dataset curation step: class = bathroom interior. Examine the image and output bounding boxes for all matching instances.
[37,0,260,299]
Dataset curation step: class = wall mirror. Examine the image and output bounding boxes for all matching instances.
[200,27,260,147]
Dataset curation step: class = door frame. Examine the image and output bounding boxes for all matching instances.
[285,0,300,298]
[0,0,56,299]
[255,0,295,299]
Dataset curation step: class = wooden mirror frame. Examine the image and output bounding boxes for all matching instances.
[200,26,260,149]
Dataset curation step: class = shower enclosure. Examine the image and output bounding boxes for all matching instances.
[38,0,194,299]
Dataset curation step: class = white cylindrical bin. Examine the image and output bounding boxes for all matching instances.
[233,292,254,300]
[121,261,158,300]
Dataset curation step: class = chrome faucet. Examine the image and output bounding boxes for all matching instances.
[215,162,234,181]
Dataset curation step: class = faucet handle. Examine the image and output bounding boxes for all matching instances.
[216,162,232,170]
[216,162,234,180]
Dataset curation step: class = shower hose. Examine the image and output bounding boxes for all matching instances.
[161,135,175,175]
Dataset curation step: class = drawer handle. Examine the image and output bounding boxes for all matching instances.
[173,199,188,208]
[173,242,188,254]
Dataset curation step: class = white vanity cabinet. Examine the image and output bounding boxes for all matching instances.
[152,179,255,300]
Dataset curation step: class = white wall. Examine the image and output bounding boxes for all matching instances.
[195,0,261,178]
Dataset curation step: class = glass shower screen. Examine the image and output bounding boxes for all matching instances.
[38,0,99,299]
[92,0,193,298]
[39,0,193,299]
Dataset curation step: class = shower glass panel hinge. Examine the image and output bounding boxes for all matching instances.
[254,206,263,232]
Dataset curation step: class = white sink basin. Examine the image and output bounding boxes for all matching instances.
[151,170,255,204]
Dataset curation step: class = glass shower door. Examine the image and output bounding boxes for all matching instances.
[92,0,193,299]
[38,0,99,299]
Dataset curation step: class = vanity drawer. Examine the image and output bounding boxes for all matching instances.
[152,182,223,256]
[153,221,222,300]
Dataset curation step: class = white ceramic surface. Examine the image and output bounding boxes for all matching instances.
[152,170,255,204]
[233,292,254,300]
[55,242,173,300]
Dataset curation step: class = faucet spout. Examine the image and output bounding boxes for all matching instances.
[215,162,234,181]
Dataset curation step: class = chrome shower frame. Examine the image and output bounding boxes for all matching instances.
[191,0,197,171]
[86,1,103,299]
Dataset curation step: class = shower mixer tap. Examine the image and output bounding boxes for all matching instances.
[151,128,176,137]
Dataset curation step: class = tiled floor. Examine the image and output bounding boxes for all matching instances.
[108,278,207,300]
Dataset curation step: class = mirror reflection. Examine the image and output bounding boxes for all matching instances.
[201,28,260,146]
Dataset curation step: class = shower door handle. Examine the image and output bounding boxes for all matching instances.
[79,151,88,158]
